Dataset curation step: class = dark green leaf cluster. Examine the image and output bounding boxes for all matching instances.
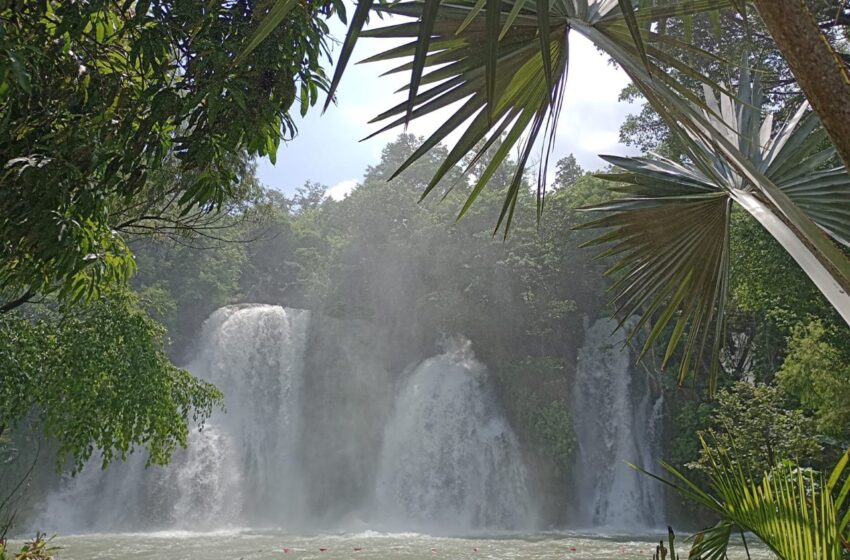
[0,291,223,472]
[778,320,850,443]
[528,400,576,475]
[691,381,821,477]
[0,0,337,303]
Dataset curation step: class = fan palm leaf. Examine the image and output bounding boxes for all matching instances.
[339,0,736,233]
[576,33,850,323]
[579,73,850,391]
[578,156,731,392]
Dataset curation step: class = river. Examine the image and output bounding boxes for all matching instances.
[7,530,771,560]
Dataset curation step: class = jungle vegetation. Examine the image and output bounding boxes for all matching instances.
[2,1,850,557]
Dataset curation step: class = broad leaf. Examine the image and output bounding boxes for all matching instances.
[579,156,731,390]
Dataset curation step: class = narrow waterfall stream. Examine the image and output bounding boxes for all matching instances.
[571,317,665,529]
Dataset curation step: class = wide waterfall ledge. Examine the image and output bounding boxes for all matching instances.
[33,305,664,535]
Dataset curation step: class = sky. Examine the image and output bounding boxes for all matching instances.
[256,17,642,200]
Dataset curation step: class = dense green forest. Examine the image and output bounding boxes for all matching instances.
[138,136,850,524]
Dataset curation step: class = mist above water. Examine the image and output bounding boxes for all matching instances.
[36,305,664,535]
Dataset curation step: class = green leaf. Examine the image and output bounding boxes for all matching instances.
[499,0,529,40]
[580,153,732,387]
[236,0,297,63]
[323,0,376,112]
[687,522,732,560]
[636,439,850,560]
[8,52,31,93]
[485,0,501,120]
[617,0,651,75]
[535,0,554,98]
[406,0,443,124]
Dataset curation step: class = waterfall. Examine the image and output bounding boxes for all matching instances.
[38,305,311,532]
[187,305,311,526]
[373,339,532,534]
[36,308,533,534]
[571,317,664,530]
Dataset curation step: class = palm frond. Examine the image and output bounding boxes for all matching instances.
[324,0,377,112]
[697,71,850,248]
[579,155,731,390]
[581,71,850,391]
[357,0,572,233]
[828,449,850,542]
[688,521,733,560]
[351,0,734,233]
[635,441,850,560]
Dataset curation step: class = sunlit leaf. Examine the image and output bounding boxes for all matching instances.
[634,439,850,560]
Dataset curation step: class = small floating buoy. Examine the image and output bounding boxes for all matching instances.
[570,547,577,552]
[473,548,479,553]
[282,548,289,554]
[431,548,437,553]
[353,547,362,552]
[319,548,327,552]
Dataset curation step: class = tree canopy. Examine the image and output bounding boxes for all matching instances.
[0,290,222,473]
[0,0,338,308]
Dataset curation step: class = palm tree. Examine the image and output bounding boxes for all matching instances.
[241,0,850,385]
[578,71,850,391]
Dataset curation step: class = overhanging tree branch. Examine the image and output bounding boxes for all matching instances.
[0,291,33,314]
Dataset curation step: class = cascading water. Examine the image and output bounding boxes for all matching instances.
[38,305,311,532]
[36,307,533,534]
[571,317,664,530]
[373,339,532,533]
[186,305,312,526]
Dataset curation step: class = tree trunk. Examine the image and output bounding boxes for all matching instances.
[751,0,850,170]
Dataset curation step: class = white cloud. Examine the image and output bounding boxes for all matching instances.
[327,178,359,200]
